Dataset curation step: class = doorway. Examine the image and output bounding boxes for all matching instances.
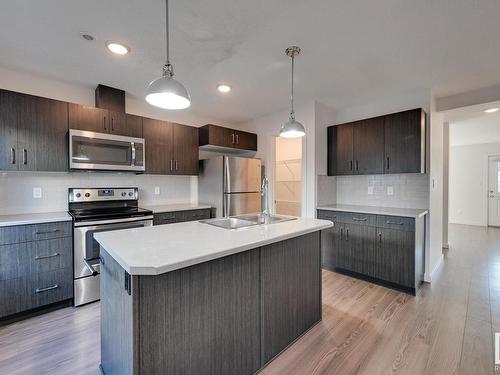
[274,137,302,216]
[488,155,500,227]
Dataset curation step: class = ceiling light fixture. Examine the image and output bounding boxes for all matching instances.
[217,84,232,93]
[484,108,499,113]
[280,46,305,138]
[145,0,191,110]
[106,41,130,55]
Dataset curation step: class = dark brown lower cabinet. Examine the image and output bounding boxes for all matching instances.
[100,231,322,375]
[317,209,425,294]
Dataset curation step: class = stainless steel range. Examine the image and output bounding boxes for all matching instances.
[68,187,153,306]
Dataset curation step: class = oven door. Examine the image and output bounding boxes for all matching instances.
[73,217,153,279]
[69,129,145,172]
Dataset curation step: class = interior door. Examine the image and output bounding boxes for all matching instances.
[488,155,500,227]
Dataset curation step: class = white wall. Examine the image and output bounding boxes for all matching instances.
[449,142,500,226]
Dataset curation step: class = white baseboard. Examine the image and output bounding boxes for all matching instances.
[424,254,444,283]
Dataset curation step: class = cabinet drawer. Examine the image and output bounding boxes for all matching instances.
[343,212,377,226]
[25,268,73,310]
[376,215,415,232]
[181,209,211,221]
[0,221,72,245]
[317,210,344,223]
[28,237,73,274]
[153,212,179,225]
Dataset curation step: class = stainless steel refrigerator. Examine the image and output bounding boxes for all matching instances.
[199,156,262,217]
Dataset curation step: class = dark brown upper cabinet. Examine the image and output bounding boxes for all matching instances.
[68,103,143,138]
[384,109,426,174]
[143,118,198,175]
[353,117,385,175]
[199,124,257,151]
[327,108,426,176]
[327,123,354,175]
[0,89,68,172]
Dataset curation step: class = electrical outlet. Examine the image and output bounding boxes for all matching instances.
[154,186,160,195]
[386,186,394,196]
[367,186,374,195]
[33,187,42,199]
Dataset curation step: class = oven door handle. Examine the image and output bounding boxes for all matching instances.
[73,215,154,227]
[84,257,100,277]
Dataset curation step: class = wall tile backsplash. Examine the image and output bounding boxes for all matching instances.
[0,172,196,215]
[317,174,429,209]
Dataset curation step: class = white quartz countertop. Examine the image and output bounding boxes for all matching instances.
[141,203,212,213]
[0,211,72,227]
[316,204,428,218]
[94,217,332,275]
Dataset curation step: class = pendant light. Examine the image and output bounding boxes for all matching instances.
[280,46,305,138]
[146,0,191,110]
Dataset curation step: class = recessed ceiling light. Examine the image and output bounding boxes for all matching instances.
[217,84,232,93]
[106,41,130,55]
[484,108,499,113]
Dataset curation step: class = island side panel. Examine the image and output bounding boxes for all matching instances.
[100,248,139,375]
[137,248,261,375]
[260,231,322,365]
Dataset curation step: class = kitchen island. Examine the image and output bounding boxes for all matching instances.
[94,217,332,375]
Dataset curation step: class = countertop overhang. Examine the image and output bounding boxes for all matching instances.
[94,217,332,275]
[316,204,428,218]
[0,211,72,227]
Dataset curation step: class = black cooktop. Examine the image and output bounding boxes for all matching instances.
[69,206,152,222]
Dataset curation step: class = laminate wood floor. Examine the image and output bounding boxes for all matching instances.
[1,224,499,375]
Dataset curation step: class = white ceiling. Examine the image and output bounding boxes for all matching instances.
[1,0,500,123]
[449,108,500,146]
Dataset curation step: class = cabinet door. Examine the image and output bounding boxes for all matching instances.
[384,109,425,174]
[0,90,20,170]
[235,130,257,151]
[68,103,108,133]
[328,123,354,176]
[109,112,143,138]
[321,223,344,270]
[347,224,376,276]
[353,117,384,175]
[18,95,68,172]
[172,123,198,175]
[375,228,415,287]
[143,118,173,174]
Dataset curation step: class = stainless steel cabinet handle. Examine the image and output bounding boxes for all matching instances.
[111,117,114,132]
[34,229,60,235]
[231,133,235,144]
[349,160,353,171]
[23,149,27,165]
[103,116,107,131]
[175,160,178,171]
[340,228,343,240]
[35,284,59,293]
[386,157,390,170]
[346,229,349,240]
[386,220,404,225]
[352,217,367,222]
[355,160,359,171]
[235,134,239,144]
[35,252,60,260]
[378,233,382,246]
[10,148,16,164]
[170,160,173,171]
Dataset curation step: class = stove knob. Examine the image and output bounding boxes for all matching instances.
[75,193,81,198]
[128,192,134,197]
[85,193,90,198]
[122,192,127,197]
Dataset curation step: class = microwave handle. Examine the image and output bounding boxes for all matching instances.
[131,142,136,166]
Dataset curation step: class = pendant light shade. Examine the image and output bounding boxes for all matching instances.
[146,0,191,110]
[280,46,305,138]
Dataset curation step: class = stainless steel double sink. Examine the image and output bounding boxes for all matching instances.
[200,214,296,230]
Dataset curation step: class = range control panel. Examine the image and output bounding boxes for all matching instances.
[69,188,138,202]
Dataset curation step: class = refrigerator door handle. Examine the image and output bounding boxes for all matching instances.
[224,156,231,193]
[223,194,231,217]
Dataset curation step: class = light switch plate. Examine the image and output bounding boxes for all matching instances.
[33,187,42,199]
[154,186,160,195]
[386,186,394,196]
[367,186,374,195]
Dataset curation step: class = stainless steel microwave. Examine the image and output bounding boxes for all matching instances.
[69,129,145,172]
